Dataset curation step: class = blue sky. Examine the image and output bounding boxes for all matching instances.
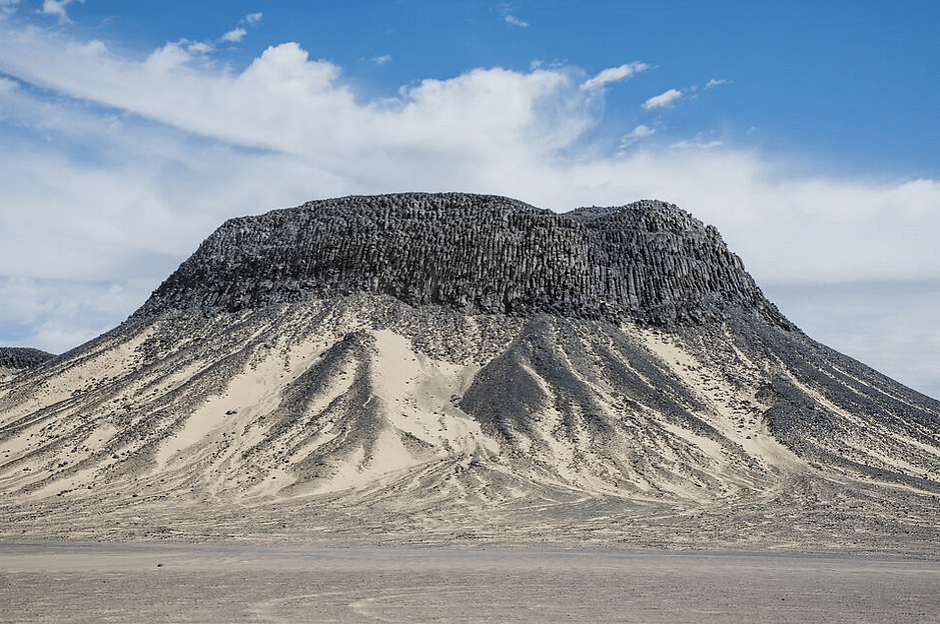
[1,1,938,397]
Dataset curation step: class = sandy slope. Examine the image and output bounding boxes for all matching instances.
[1,294,939,553]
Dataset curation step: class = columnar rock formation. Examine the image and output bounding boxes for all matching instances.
[137,193,791,328]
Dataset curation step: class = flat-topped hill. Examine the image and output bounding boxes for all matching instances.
[136,193,792,328]
[3,193,937,553]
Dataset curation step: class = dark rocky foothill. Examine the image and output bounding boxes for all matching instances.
[136,193,793,328]
[0,347,54,370]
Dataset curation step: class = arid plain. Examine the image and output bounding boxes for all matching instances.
[3,541,939,624]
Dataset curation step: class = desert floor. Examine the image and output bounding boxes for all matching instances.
[2,541,938,623]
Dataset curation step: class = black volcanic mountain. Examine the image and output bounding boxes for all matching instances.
[1,193,938,550]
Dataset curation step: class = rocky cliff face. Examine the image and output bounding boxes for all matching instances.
[137,193,792,328]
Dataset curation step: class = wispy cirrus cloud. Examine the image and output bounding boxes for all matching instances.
[41,0,82,23]
[0,75,15,95]
[619,124,656,149]
[643,88,683,109]
[643,80,726,111]
[628,124,655,138]
[581,62,650,90]
[497,3,529,27]
[671,139,722,149]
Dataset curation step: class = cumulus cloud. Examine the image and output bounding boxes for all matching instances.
[371,54,392,65]
[0,31,579,161]
[643,88,683,109]
[581,62,650,90]
[221,28,246,43]
[1,20,939,393]
[244,12,262,25]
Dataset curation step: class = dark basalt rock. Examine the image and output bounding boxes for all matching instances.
[0,347,55,370]
[136,193,794,328]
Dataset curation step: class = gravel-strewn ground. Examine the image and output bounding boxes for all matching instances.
[2,541,938,623]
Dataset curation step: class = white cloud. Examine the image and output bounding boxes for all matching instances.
[2,26,937,285]
[497,3,528,27]
[187,40,214,54]
[0,276,150,353]
[705,78,730,88]
[221,28,246,43]
[244,12,263,25]
[1,0,20,16]
[581,62,650,90]
[763,279,940,398]
[671,139,722,149]
[371,54,392,65]
[0,30,578,159]
[41,0,81,23]
[620,124,655,149]
[1,21,939,390]
[643,88,683,109]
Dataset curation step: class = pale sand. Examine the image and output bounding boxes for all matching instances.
[3,299,934,505]
[1,541,938,623]
[641,329,805,472]
[3,300,938,570]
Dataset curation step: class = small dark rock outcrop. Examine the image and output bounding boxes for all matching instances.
[0,347,55,371]
[136,193,793,328]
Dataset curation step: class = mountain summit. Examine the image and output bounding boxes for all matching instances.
[138,193,790,327]
[1,193,938,550]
